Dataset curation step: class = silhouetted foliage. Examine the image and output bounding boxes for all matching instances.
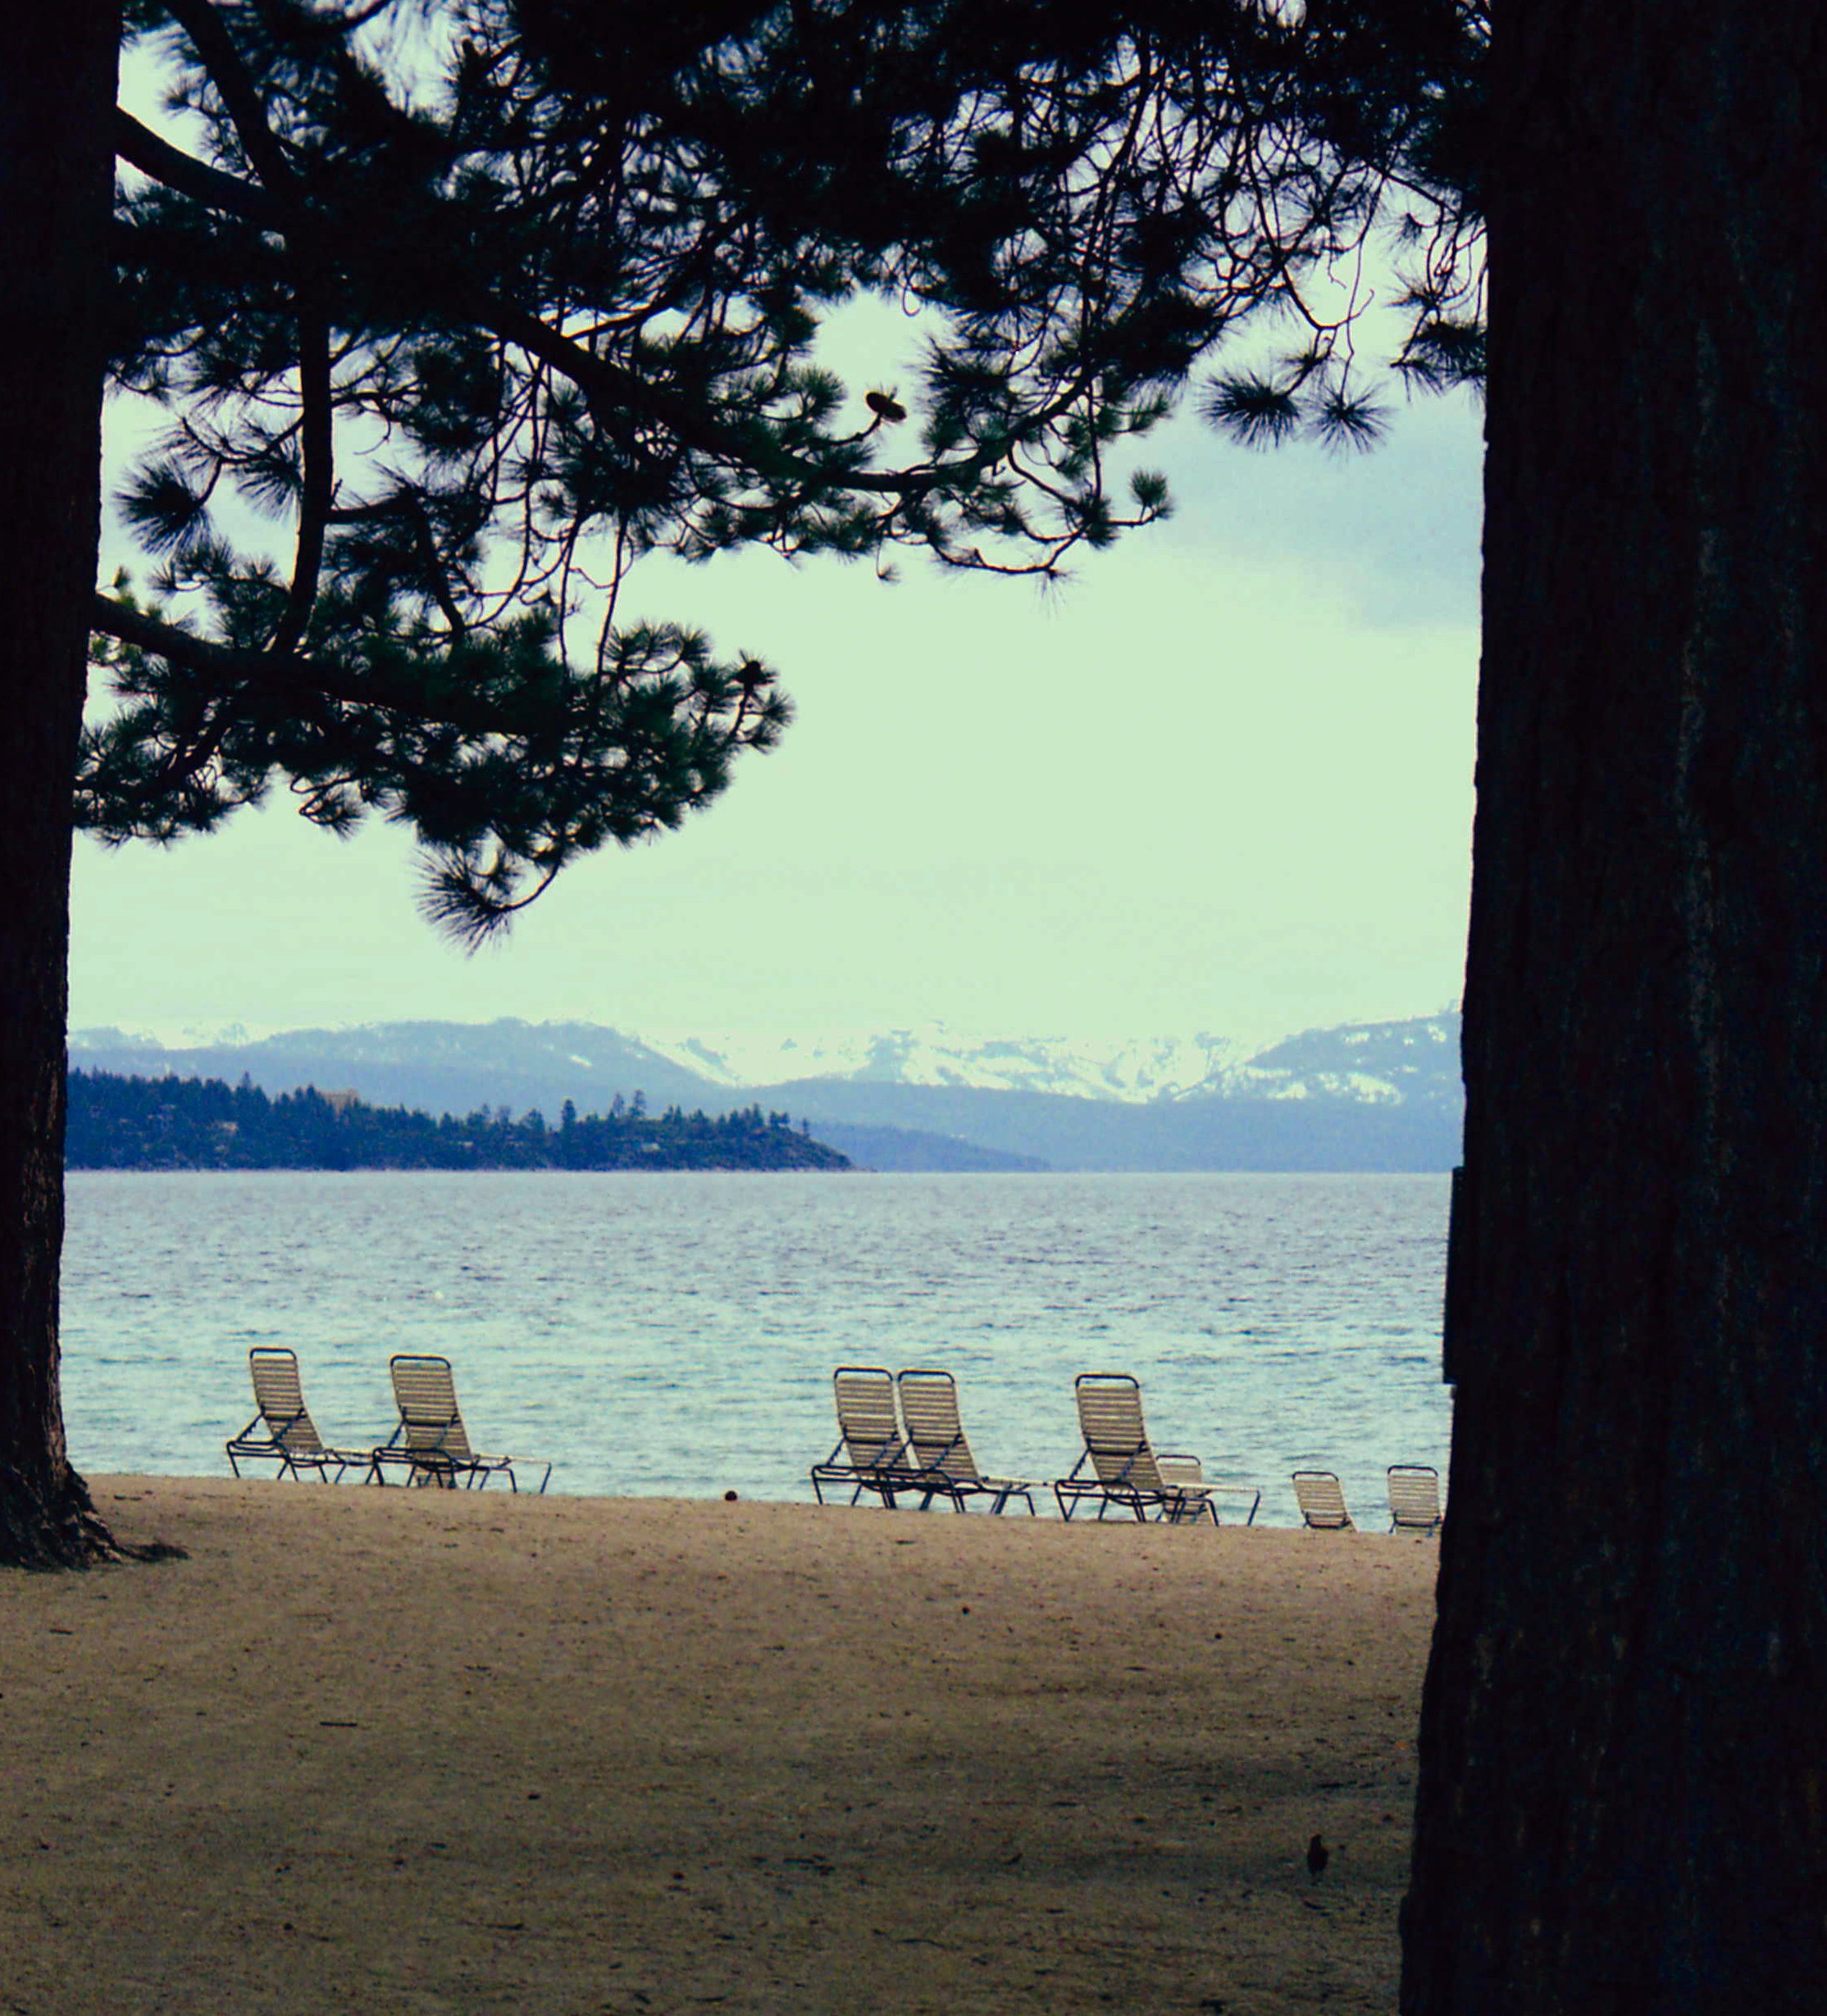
[91,0,1483,938]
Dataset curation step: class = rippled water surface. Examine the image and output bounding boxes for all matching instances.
[62,1171,1451,1526]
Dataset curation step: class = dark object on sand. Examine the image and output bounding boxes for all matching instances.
[724,1490,739,1501]
[1306,1833,1329,1881]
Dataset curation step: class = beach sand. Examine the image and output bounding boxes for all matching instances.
[1,1480,1436,2014]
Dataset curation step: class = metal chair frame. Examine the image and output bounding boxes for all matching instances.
[810,1365,947,1508]
[896,1368,1037,1514]
[1054,1373,1222,1527]
[225,1346,374,1483]
[374,1354,550,1494]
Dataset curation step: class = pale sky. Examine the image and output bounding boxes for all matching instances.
[72,301,1483,1051]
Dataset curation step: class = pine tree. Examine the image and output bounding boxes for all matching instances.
[21,11,1820,2004]
[2,0,132,1567]
[6,0,1478,1563]
[1401,4,1827,2007]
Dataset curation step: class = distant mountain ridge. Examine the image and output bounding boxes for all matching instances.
[69,1013,1463,1172]
[636,1026,1261,1103]
[1222,1015,1461,1114]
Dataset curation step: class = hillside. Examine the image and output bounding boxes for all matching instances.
[68,1013,1464,1172]
[66,1070,852,1173]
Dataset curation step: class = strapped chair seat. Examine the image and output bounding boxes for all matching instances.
[1292,1470,1355,1530]
[1054,1373,1221,1526]
[896,1368,1037,1514]
[810,1366,942,1508]
[374,1354,549,1493]
[1387,1463,1443,1536]
[226,1347,373,1483]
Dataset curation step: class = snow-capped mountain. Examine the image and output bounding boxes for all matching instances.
[1193,1013,1461,1110]
[639,1024,1264,1103]
[640,1015,1458,1109]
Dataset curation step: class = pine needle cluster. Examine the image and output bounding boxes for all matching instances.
[92,1,1483,935]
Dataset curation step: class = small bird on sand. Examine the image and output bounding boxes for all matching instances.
[1306,1833,1330,1882]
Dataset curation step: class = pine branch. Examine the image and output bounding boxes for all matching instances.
[112,110,285,226]
[268,300,333,657]
[472,294,1004,504]
[92,590,512,737]
[158,0,303,198]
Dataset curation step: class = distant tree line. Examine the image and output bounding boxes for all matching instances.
[66,1070,850,1173]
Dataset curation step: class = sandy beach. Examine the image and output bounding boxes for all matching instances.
[2,1480,1436,2014]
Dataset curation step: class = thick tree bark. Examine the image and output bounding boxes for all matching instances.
[1404,2,1827,2008]
[0,2,125,1567]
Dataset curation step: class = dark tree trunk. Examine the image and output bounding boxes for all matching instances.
[1403,2,1827,2008]
[0,2,124,1568]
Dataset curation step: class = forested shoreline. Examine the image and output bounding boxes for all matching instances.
[66,1069,850,1172]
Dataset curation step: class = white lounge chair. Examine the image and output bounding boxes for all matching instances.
[1054,1373,1219,1525]
[1292,1470,1354,1530]
[1156,1450,1261,1526]
[810,1365,938,1508]
[1387,1463,1443,1535]
[375,1354,549,1493]
[896,1368,1037,1513]
[226,1347,372,1483]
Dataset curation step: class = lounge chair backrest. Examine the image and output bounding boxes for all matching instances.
[1387,1464,1442,1532]
[1155,1452,1205,1490]
[390,1354,475,1460]
[1074,1373,1166,1491]
[1293,1470,1354,1529]
[832,1367,909,1472]
[898,1369,982,1482]
[248,1347,326,1458]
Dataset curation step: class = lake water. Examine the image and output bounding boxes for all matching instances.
[60,1170,1452,1527]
